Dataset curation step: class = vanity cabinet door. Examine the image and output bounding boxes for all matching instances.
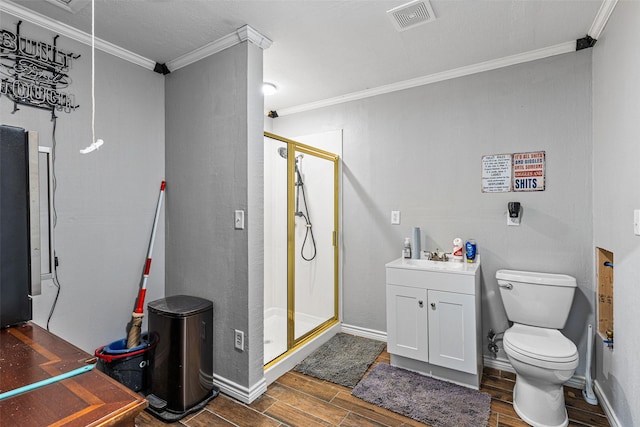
[427,290,477,374]
[386,284,428,361]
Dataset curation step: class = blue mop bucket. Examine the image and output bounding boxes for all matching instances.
[95,333,156,392]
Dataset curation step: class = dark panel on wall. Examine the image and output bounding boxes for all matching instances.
[0,125,32,327]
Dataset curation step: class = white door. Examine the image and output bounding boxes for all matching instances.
[386,285,428,361]
[428,290,476,374]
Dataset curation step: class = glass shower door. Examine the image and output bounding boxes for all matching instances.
[291,146,338,343]
[263,136,289,363]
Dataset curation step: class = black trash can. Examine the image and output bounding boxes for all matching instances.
[146,295,217,420]
[95,333,155,392]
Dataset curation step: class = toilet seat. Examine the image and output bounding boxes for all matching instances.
[504,324,578,370]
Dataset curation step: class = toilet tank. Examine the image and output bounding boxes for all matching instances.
[496,269,577,329]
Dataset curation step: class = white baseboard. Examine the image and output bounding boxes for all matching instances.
[214,374,267,404]
[340,323,387,342]
[482,355,585,389]
[483,355,515,373]
[593,380,621,427]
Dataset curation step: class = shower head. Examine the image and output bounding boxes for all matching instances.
[277,147,304,165]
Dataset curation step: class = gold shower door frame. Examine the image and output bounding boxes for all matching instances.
[264,132,339,368]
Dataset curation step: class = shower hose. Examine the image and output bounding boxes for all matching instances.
[295,166,317,261]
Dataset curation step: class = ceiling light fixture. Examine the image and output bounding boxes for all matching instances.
[262,82,277,96]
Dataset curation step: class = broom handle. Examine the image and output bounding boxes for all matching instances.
[0,364,95,401]
[133,180,166,314]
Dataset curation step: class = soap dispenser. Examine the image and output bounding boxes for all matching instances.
[402,237,412,259]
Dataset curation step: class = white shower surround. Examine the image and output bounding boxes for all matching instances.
[263,131,343,366]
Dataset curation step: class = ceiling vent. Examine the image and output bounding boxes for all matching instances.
[387,0,436,32]
[44,0,91,14]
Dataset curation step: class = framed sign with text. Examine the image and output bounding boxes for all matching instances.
[482,154,512,193]
[512,151,545,192]
[481,151,546,193]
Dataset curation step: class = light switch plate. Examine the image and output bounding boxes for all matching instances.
[391,210,401,225]
[235,210,245,230]
[634,209,640,236]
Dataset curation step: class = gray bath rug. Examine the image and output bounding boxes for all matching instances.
[293,333,386,388]
[352,363,491,427]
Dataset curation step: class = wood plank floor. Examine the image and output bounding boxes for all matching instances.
[135,350,611,427]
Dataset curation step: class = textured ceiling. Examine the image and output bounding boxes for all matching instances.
[6,0,603,113]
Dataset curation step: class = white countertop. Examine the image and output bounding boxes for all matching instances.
[386,257,481,275]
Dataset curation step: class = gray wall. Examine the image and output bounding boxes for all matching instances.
[592,1,640,425]
[0,17,166,352]
[165,41,265,391]
[273,51,594,375]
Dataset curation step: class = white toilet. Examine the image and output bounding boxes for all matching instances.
[496,269,579,427]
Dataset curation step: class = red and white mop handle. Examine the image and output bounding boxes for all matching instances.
[133,180,166,314]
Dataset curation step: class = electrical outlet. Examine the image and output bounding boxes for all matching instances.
[234,329,244,351]
[507,215,520,226]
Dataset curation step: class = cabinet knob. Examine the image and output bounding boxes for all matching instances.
[431,302,436,309]
[418,300,424,307]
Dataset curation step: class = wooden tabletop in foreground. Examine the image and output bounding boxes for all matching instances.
[0,322,147,427]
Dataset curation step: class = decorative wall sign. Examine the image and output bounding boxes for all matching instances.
[482,154,512,193]
[0,21,79,115]
[481,151,546,193]
[512,151,545,192]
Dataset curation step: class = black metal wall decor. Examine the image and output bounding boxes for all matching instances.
[1,21,79,116]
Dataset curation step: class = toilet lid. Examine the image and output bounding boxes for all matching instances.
[504,324,578,363]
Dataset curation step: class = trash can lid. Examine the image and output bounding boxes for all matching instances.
[147,295,213,317]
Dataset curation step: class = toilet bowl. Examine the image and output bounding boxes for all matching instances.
[496,269,579,427]
[504,324,578,427]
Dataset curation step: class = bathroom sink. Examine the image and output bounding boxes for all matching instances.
[386,257,480,275]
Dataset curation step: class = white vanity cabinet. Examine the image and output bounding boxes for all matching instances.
[385,258,482,389]
[386,284,428,361]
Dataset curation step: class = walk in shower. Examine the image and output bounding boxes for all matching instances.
[264,132,339,365]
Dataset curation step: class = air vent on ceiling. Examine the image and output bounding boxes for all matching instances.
[45,0,91,14]
[387,0,436,32]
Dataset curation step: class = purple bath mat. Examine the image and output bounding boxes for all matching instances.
[352,363,491,427]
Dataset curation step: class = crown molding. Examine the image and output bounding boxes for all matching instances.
[588,0,618,40]
[278,40,576,116]
[0,3,271,73]
[44,0,90,14]
[0,0,156,70]
[277,0,614,117]
[167,25,272,72]
[238,24,273,50]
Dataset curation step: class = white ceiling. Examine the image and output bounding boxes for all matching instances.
[5,0,604,114]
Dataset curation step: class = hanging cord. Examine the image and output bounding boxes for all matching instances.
[294,162,317,261]
[47,117,61,331]
[79,0,103,154]
[91,0,96,145]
